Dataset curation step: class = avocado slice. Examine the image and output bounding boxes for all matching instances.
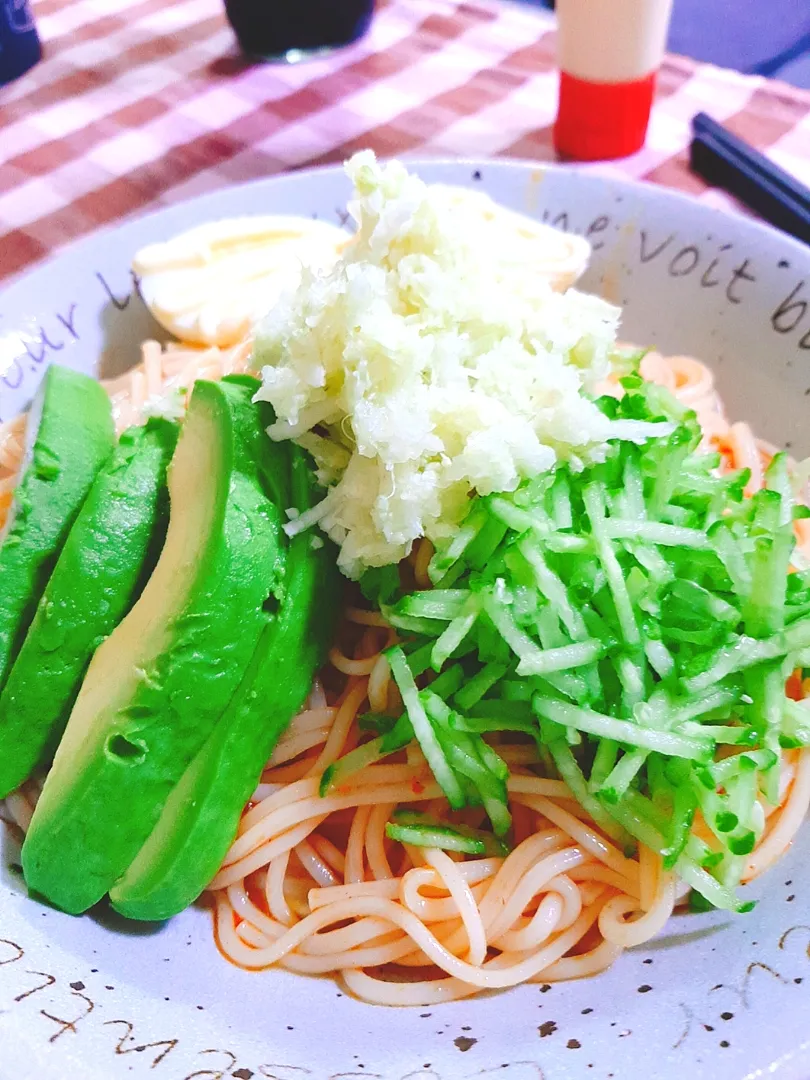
[0,418,178,799]
[22,377,290,914]
[0,365,114,691]
[109,445,341,920]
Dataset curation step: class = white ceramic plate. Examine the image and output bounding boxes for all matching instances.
[2,160,810,1080]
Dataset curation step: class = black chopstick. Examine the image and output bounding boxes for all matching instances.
[692,111,810,205]
[689,112,810,245]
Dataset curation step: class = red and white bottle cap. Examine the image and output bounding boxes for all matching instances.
[554,70,656,162]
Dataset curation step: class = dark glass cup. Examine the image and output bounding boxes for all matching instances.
[0,0,41,85]
[224,0,374,63]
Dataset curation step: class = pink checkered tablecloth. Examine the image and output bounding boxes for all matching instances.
[2,0,810,284]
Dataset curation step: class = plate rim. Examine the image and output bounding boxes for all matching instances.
[4,155,809,299]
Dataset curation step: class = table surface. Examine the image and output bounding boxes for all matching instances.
[2,0,810,285]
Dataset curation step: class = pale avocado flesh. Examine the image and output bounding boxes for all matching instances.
[0,418,178,799]
[0,365,114,692]
[22,378,289,914]
[109,445,341,920]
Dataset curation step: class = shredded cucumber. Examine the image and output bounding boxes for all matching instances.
[338,372,810,913]
[385,811,510,857]
[387,646,465,809]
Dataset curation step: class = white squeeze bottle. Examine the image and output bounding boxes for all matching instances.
[554,0,674,160]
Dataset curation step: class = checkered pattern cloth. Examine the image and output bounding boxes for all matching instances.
[2,0,810,284]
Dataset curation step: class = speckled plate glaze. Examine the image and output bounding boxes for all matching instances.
[2,160,810,1080]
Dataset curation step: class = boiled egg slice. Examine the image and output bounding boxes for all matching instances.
[133,216,351,347]
[428,184,592,292]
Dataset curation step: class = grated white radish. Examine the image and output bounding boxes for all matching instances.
[254,152,665,578]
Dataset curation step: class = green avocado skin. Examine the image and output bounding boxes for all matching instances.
[22,377,289,915]
[0,418,178,799]
[109,444,342,921]
[0,365,115,691]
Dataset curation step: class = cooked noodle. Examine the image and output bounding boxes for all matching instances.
[2,340,810,1006]
[202,619,809,1003]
